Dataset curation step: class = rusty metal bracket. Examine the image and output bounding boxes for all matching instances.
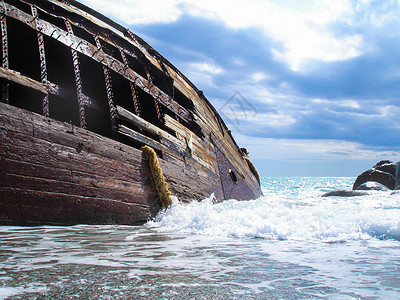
[50,28,57,37]
[29,14,38,24]
[75,40,84,50]
[91,47,100,58]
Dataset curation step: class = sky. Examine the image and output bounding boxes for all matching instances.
[81,0,400,177]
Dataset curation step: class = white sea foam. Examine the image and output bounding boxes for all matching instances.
[147,178,400,242]
[0,286,48,299]
[1,178,399,299]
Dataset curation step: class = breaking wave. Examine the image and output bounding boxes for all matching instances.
[146,177,400,242]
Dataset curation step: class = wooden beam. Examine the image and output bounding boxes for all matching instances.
[116,105,183,146]
[0,67,48,94]
[0,67,102,111]
[118,124,166,153]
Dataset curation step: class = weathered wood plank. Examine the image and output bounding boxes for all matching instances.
[118,124,167,153]
[116,105,190,158]
[164,114,218,172]
[210,131,245,178]
[1,104,197,180]
[117,105,159,135]
[1,172,159,207]
[116,105,218,174]
[1,156,73,183]
[1,129,144,183]
[0,187,149,215]
[116,105,185,148]
[0,68,102,111]
[0,151,159,207]
[0,188,154,225]
[0,136,163,210]
[0,67,47,94]
[0,102,145,169]
[212,132,261,194]
[159,156,224,201]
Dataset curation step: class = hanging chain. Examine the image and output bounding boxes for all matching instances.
[120,50,141,116]
[65,19,86,128]
[94,36,118,138]
[0,2,9,104]
[31,6,49,116]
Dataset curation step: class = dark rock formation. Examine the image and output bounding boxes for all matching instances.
[322,190,369,197]
[353,169,395,190]
[352,160,399,190]
[322,160,399,197]
[356,182,390,191]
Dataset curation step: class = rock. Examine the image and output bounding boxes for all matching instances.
[322,190,369,197]
[396,163,400,189]
[356,182,390,191]
[352,169,395,190]
[372,160,398,177]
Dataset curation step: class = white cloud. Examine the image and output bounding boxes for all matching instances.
[377,105,400,124]
[81,0,367,71]
[336,100,361,110]
[232,57,246,66]
[81,0,183,24]
[251,72,270,82]
[181,61,224,87]
[221,109,296,129]
[249,111,297,127]
[356,0,400,28]
[234,134,400,161]
[183,0,363,71]
[189,62,223,74]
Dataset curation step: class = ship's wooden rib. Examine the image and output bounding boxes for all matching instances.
[2,2,191,123]
[0,67,47,94]
[118,124,166,153]
[0,67,104,111]
[116,105,218,174]
[164,114,218,173]
[116,105,186,151]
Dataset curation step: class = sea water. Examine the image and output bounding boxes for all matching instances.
[1,177,400,299]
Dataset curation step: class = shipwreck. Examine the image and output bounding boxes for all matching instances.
[0,0,262,225]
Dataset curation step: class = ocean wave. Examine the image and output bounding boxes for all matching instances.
[146,178,400,242]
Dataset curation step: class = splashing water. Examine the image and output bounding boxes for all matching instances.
[147,177,400,242]
[1,177,400,299]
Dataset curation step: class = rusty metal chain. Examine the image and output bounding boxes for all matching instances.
[120,50,141,116]
[31,6,49,116]
[65,19,86,128]
[0,2,8,104]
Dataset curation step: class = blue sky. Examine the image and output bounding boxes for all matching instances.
[82,0,400,176]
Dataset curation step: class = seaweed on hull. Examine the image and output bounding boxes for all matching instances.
[322,160,400,197]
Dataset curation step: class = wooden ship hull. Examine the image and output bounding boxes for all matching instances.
[0,0,262,225]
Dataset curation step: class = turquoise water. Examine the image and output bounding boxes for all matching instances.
[1,177,400,299]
